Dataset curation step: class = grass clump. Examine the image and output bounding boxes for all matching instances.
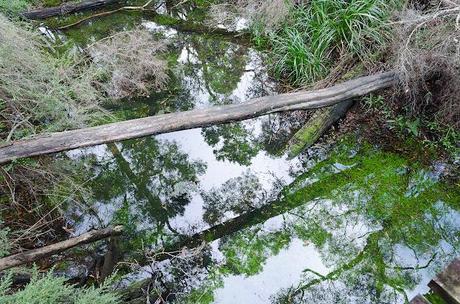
[270,0,397,85]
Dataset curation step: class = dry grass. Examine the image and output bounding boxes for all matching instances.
[88,29,169,100]
[393,3,460,128]
[0,15,107,140]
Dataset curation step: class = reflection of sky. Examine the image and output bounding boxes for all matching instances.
[175,33,277,108]
[214,239,329,304]
[158,125,300,231]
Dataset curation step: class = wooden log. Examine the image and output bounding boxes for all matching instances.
[286,100,354,158]
[0,72,396,164]
[428,258,460,304]
[0,226,123,272]
[22,0,121,19]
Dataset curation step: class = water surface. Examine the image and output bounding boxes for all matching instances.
[51,6,460,303]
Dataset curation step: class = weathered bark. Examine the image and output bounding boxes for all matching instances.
[286,100,354,158]
[0,72,396,165]
[22,0,121,19]
[428,258,460,304]
[0,226,123,272]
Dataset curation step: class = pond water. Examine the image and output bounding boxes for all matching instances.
[44,4,460,303]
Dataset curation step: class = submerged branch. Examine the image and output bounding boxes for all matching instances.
[22,0,122,19]
[0,226,123,272]
[0,72,396,164]
[54,0,158,30]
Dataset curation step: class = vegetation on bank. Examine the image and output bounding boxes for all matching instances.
[0,0,458,303]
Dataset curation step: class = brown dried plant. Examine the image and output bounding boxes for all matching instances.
[88,29,169,100]
[393,3,460,127]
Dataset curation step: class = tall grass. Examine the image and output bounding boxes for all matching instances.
[271,0,397,85]
[0,15,108,140]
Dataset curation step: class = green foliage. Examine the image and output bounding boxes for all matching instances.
[202,123,260,166]
[221,230,291,276]
[180,136,459,303]
[0,270,120,304]
[270,0,396,85]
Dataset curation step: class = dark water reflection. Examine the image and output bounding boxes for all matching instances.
[58,13,460,304]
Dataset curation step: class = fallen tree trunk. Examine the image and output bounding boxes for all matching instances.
[286,100,354,158]
[0,72,396,165]
[0,226,123,272]
[22,0,121,19]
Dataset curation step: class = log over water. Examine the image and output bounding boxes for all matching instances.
[0,72,396,164]
[0,226,123,272]
[22,0,121,19]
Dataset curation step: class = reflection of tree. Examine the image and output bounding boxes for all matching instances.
[201,123,260,166]
[176,34,266,165]
[202,170,267,225]
[89,137,206,252]
[274,143,460,303]
[259,112,310,157]
[177,140,459,304]
[178,34,247,101]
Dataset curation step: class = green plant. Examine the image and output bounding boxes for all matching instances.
[362,94,386,112]
[0,270,120,304]
[271,0,397,85]
[0,0,34,16]
[0,15,110,140]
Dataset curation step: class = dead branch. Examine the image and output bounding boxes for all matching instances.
[55,0,157,30]
[0,226,123,272]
